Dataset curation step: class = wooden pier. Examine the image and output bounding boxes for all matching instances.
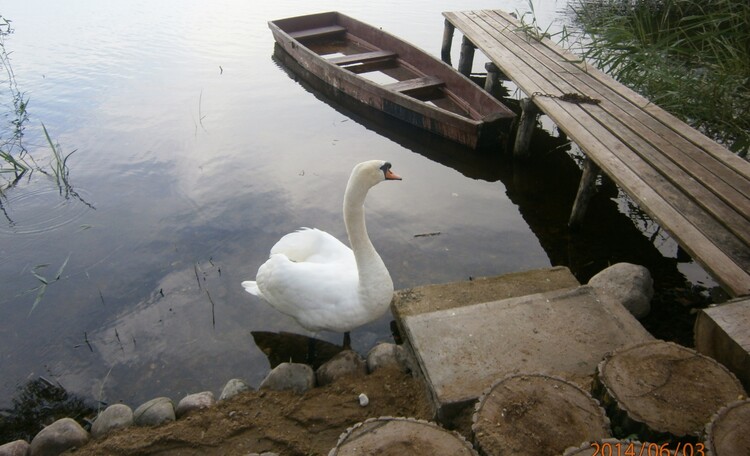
[441,10,750,298]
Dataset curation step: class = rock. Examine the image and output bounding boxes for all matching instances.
[133,397,175,426]
[259,362,315,393]
[588,263,653,318]
[358,393,369,407]
[366,343,409,372]
[91,403,134,439]
[29,417,89,456]
[316,350,367,386]
[220,378,251,401]
[0,440,30,456]
[175,391,216,418]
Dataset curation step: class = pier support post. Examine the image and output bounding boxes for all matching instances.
[569,157,601,228]
[441,20,455,65]
[484,62,500,93]
[457,36,476,77]
[513,98,541,158]
[484,62,510,99]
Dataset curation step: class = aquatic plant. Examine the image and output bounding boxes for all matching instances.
[570,0,750,156]
[0,15,33,185]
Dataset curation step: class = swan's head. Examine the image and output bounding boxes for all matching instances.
[351,160,402,189]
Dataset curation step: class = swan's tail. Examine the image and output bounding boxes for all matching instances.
[241,280,262,297]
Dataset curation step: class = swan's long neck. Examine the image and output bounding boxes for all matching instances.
[343,175,392,308]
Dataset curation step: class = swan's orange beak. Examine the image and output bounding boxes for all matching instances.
[385,169,402,180]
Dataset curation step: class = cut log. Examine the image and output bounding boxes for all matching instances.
[704,399,750,456]
[472,374,610,456]
[330,416,477,455]
[593,341,746,442]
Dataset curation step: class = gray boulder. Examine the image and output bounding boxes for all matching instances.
[133,397,175,426]
[588,262,654,319]
[29,418,89,456]
[175,391,215,418]
[0,440,30,456]
[259,362,315,393]
[91,403,133,439]
[366,343,409,373]
[316,349,367,386]
[219,378,251,401]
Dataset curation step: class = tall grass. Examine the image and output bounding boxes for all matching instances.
[571,0,750,156]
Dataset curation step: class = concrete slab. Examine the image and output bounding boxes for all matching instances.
[396,280,653,425]
[695,297,750,392]
[392,266,580,319]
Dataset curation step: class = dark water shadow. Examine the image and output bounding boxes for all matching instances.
[0,377,95,443]
[251,331,345,370]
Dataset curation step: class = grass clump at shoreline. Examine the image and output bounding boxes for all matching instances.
[570,0,750,156]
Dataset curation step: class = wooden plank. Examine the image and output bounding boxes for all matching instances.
[328,50,396,66]
[481,10,750,216]
[443,10,750,296]
[384,76,445,93]
[289,25,346,40]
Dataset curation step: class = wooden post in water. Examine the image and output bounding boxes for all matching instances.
[513,98,541,158]
[569,157,601,228]
[441,20,455,65]
[457,36,475,76]
[484,62,500,95]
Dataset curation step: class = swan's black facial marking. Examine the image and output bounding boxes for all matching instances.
[380,161,402,180]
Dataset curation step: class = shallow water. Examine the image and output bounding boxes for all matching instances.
[0,0,712,409]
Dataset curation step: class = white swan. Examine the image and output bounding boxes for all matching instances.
[242,160,402,347]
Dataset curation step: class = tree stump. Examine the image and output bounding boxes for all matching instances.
[330,416,477,455]
[472,374,610,456]
[704,399,750,455]
[562,440,675,455]
[593,341,746,443]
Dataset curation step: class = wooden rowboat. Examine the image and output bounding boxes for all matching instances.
[269,12,515,149]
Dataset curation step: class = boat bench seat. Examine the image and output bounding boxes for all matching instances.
[289,25,346,41]
[328,50,397,66]
[385,76,445,95]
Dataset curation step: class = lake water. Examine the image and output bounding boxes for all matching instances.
[0,0,713,409]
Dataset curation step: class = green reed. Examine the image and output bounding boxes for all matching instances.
[570,0,750,156]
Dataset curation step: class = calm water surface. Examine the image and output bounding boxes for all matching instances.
[0,0,711,408]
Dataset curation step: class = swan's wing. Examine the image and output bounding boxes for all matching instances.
[255,253,360,331]
[270,228,353,265]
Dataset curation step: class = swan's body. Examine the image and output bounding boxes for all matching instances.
[242,160,401,337]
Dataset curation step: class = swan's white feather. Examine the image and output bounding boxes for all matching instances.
[241,160,398,335]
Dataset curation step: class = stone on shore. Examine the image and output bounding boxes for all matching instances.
[0,439,30,456]
[366,343,409,373]
[175,391,216,418]
[90,403,133,439]
[220,378,251,401]
[259,362,315,393]
[316,350,367,386]
[588,263,653,318]
[29,417,89,456]
[133,397,175,426]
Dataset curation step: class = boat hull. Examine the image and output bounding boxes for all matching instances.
[269,12,515,149]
